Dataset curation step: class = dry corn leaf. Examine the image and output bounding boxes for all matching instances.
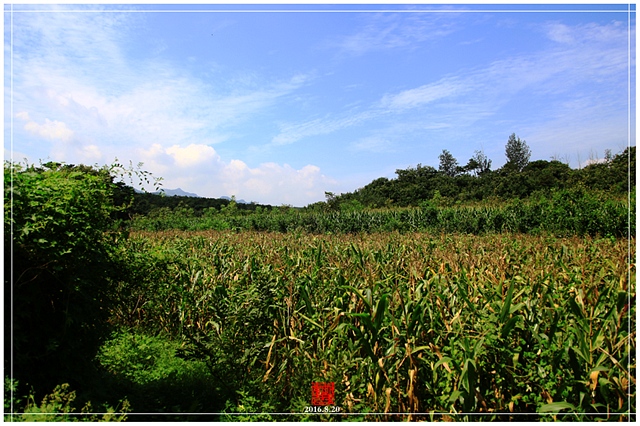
[590,370,600,392]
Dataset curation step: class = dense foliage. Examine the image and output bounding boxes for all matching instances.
[130,188,633,238]
[129,192,273,217]
[4,161,151,420]
[327,146,634,208]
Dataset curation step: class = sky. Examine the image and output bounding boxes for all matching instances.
[4,3,636,206]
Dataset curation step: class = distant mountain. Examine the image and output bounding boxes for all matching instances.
[133,188,253,202]
[134,188,250,204]
[155,188,201,198]
[220,195,248,204]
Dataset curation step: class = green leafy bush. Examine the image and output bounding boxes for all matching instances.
[4,160,156,408]
[4,379,129,422]
[95,330,220,416]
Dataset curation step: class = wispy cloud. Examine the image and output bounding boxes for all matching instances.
[273,19,630,154]
[543,20,629,45]
[271,110,378,146]
[6,8,631,203]
[16,112,75,142]
[349,136,396,153]
[7,7,334,204]
[379,78,465,110]
[15,53,309,152]
[334,11,460,55]
[14,110,104,163]
[24,118,75,142]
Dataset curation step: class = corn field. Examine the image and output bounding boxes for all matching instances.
[130,188,634,238]
[109,230,636,420]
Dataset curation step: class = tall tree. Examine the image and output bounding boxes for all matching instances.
[463,157,480,176]
[504,133,531,172]
[465,149,492,176]
[439,149,459,177]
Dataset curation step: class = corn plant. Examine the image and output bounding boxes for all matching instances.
[107,230,635,420]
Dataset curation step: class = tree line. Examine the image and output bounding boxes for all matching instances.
[129,192,274,217]
[123,134,634,216]
[311,134,634,211]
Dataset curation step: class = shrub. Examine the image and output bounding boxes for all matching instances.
[4,161,157,403]
[4,379,129,422]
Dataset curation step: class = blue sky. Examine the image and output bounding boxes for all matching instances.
[5,3,636,206]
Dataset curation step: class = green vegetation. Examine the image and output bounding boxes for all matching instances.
[129,188,633,238]
[5,379,129,422]
[126,144,634,217]
[129,192,273,217]
[326,145,634,208]
[76,231,640,420]
[4,161,149,421]
[4,141,636,421]
[126,145,635,237]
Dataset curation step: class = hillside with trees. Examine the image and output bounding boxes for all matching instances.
[120,135,634,239]
[125,135,635,218]
[314,135,634,210]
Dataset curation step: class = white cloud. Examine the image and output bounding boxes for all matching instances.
[165,144,218,168]
[7,9,631,204]
[12,110,105,164]
[15,64,311,155]
[44,138,104,165]
[583,158,608,167]
[78,144,103,162]
[137,143,219,174]
[215,161,336,206]
[134,143,336,206]
[545,23,575,44]
[544,20,628,45]
[23,118,75,142]
[11,8,311,151]
[15,111,30,121]
[8,8,327,205]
